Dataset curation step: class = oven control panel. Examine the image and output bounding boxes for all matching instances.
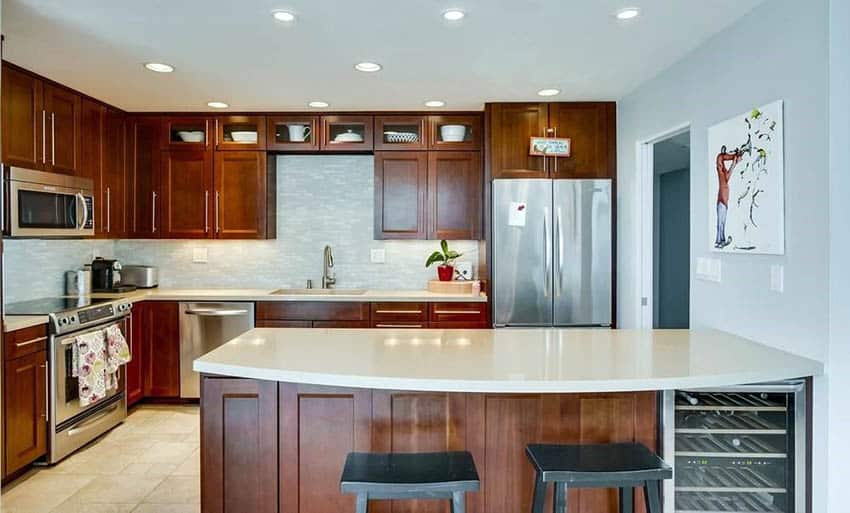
[50,299,132,334]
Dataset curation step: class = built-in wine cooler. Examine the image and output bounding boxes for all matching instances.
[662,381,806,513]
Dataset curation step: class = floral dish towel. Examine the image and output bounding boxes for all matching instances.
[72,330,108,407]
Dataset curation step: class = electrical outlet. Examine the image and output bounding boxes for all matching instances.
[770,264,784,292]
[193,247,209,264]
[370,249,385,264]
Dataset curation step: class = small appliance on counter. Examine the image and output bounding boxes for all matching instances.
[121,265,159,288]
[65,267,92,296]
[90,257,136,293]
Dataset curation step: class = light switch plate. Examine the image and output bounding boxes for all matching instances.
[193,247,209,264]
[370,249,386,264]
[696,257,722,282]
[770,264,784,292]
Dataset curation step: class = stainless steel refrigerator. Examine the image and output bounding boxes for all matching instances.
[493,179,612,327]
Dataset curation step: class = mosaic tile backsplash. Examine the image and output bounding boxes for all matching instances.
[3,155,480,303]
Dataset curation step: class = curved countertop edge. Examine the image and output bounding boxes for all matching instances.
[192,327,824,393]
[193,362,820,394]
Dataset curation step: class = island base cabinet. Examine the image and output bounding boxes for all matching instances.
[201,377,278,513]
[201,379,657,513]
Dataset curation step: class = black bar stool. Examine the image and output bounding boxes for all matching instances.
[526,442,672,513]
[340,451,480,513]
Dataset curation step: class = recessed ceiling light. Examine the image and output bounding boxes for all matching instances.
[207,101,229,109]
[144,62,174,73]
[308,101,329,108]
[615,7,640,20]
[271,10,296,22]
[354,62,382,73]
[424,100,446,108]
[442,9,465,21]
[537,88,560,97]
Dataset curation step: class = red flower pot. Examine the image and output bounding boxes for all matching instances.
[437,265,454,281]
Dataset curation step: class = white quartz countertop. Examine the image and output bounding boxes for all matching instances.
[3,288,486,332]
[193,328,823,393]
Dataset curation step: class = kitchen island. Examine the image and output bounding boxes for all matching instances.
[193,328,822,513]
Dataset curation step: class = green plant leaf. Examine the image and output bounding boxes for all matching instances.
[440,239,449,256]
[425,251,446,268]
[445,250,462,259]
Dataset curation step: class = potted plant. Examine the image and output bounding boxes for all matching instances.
[425,240,463,281]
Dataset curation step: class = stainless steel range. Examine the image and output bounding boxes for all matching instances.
[5,296,132,463]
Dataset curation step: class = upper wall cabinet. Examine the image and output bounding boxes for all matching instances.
[428,115,482,151]
[161,117,211,150]
[215,115,266,151]
[487,102,616,179]
[1,64,81,175]
[128,116,162,238]
[1,66,43,169]
[321,115,374,151]
[375,116,428,151]
[374,151,428,239]
[267,115,320,152]
[427,151,481,240]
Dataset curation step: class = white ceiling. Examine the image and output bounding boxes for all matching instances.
[2,0,764,112]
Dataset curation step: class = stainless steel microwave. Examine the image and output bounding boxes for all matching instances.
[4,166,94,237]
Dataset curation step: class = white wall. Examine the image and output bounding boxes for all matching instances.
[617,0,830,363]
[827,0,850,510]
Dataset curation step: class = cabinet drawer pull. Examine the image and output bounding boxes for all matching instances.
[434,310,481,315]
[15,336,47,348]
[41,361,49,422]
[375,310,422,315]
[375,324,423,328]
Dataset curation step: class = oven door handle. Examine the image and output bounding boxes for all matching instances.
[66,402,121,437]
[76,192,89,230]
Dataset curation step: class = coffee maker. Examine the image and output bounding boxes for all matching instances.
[91,258,135,293]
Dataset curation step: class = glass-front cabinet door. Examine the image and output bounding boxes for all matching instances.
[215,115,266,151]
[375,116,428,150]
[162,117,211,150]
[267,115,320,151]
[321,115,374,151]
[428,115,482,151]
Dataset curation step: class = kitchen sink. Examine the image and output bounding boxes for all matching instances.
[270,288,368,296]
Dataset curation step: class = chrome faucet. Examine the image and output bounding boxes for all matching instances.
[322,245,336,289]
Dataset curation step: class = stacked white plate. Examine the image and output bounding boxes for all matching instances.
[384,131,419,143]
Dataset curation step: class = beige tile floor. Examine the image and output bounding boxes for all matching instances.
[1,405,200,513]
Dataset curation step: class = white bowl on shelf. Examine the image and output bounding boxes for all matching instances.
[230,131,258,143]
[177,131,204,142]
[333,129,364,143]
[440,124,467,142]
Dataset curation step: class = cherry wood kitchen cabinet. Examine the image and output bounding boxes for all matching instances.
[429,302,488,328]
[374,115,429,151]
[547,102,616,179]
[374,151,428,239]
[126,312,144,407]
[214,150,272,239]
[160,149,214,239]
[267,115,321,151]
[215,115,267,151]
[1,65,44,170]
[427,151,482,240]
[102,107,128,237]
[2,324,49,478]
[201,378,657,513]
[487,102,616,179]
[321,115,374,152]
[202,377,278,513]
[487,102,549,178]
[42,82,82,175]
[161,116,212,151]
[134,301,181,398]
[256,302,371,327]
[428,114,482,151]
[128,116,162,238]
[370,302,429,328]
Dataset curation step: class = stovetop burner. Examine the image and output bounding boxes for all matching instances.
[4,297,116,316]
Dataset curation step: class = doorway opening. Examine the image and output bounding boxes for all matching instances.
[652,131,691,328]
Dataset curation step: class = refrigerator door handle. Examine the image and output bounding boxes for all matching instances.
[543,207,550,296]
[556,207,563,295]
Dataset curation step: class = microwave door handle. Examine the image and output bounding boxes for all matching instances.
[76,192,89,230]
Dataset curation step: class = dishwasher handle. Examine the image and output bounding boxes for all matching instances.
[183,308,250,317]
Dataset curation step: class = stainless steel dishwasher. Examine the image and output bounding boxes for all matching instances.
[179,302,255,398]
